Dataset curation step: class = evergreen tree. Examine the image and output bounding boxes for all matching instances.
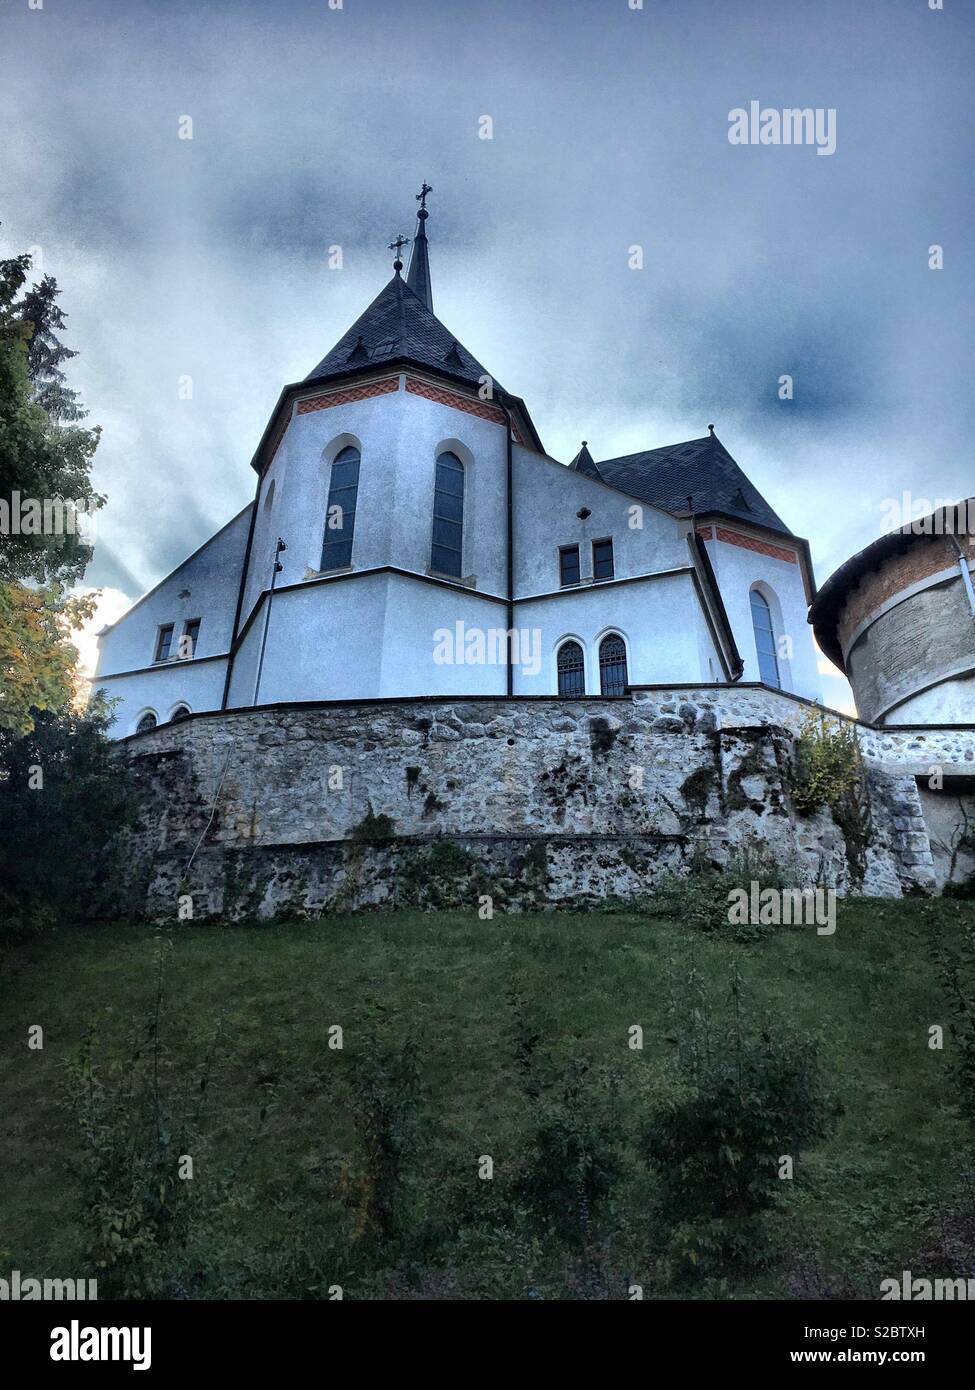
[17,274,85,422]
[0,251,103,587]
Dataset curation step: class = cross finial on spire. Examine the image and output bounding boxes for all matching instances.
[388,234,410,272]
[407,184,434,310]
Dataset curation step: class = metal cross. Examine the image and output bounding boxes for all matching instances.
[416,181,432,209]
[388,235,410,259]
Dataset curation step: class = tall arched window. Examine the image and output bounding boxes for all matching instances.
[750,588,781,688]
[557,640,586,696]
[321,445,360,570]
[431,451,465,578]
[599,633,628,696]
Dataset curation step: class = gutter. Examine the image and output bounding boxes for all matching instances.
[495,389,515,697]
[221,469,263,709]
[949,534,975,618]
[685,520,744,681]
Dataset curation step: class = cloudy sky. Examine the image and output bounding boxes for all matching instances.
[3,0,972,709]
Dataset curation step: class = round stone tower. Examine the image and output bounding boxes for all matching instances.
[809,500,975,725]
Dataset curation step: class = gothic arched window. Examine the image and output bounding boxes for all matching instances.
[430,451,465,578]
[136,711,157,735]
[557,640,586,697]
[599,633,628,696]
[750,588,781,688]
[321,445,360,570]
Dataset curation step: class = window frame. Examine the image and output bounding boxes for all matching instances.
[592,537,615,582]
[321,445,361,572]
[559,544,581,587]
[556,639,586,697]
[749,587,781,689]
[180,618,201,659]
[598,632,629,697]
[154,624,175,663]
[430,450,466,579]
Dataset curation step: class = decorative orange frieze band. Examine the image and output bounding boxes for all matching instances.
[296,377,400,415]
[405,376,525,444]
[698,525,797,564]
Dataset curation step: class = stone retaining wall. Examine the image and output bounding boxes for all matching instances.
[112,688,975,921]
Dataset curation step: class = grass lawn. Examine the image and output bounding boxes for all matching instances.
[1,897,973,1300]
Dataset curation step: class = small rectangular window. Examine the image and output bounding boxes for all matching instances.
[155,624,174,662]
[180,619,201,658]
[559,545,580,587]
[593,538,614,581]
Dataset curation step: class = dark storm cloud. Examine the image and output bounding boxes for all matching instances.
[1,0,971,710]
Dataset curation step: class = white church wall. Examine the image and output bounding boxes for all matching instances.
[700,528,821,701]
[512,445,687,597]
[514,571,705,695]
[379,574,508,696]
[227,572,389,708]
[95,658,229,738]
[883,674,975,727]
[92,507,252,734]
[241,381,512,632]
[96,507,251,678]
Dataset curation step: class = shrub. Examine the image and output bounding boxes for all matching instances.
[644,966,833,1272]
[515,1061,625,1251]
[62,935,221,1297]
[791,709,862,817]
[647,841,796,940]
[0,698,138,940]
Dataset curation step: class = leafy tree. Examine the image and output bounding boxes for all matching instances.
[0,696,137,938]
[0,581,94,734]
[0,251,103,587]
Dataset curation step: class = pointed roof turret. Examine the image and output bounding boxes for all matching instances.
[304,270,496,391]
[292,191,544,455]
[569,440,600,478]
[406,181,434,312]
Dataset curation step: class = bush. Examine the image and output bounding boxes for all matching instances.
[792,709,862,817]
[644,966,833,1272]
[647,841,796,940]
[0,698,137,939]
[63,936,221,1297]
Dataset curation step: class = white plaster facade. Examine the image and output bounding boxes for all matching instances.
[94,261,822,737]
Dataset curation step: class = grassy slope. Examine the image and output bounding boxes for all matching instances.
[0,898,972,1299]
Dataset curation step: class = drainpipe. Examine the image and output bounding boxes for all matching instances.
[495,389,515,697]
[253,537,287,706]
[221,468,263,709]
[949,532,975,618]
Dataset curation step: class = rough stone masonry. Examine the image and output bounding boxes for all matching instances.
[110,686,975,923]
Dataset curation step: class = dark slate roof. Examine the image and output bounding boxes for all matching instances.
[305,271,497,391]
[575,433,791,536]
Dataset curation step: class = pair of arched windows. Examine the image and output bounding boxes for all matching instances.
[557,634,628,697]
[135,704,190,735]
[320,446,466,578]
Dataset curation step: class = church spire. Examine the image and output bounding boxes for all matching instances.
[406,181,434,312]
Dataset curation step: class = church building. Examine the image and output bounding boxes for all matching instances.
[93,190,821,737]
